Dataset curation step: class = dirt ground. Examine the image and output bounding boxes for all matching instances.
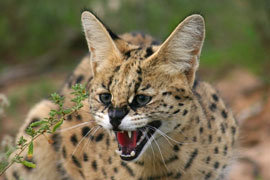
[0,68,269,180]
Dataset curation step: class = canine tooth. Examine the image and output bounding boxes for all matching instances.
[128,131,132,138]
[115,149,122,155]
[131,151,135,157]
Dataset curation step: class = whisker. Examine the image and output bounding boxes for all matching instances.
[152,136,169,171]
[71,127,93,156]
[58,121,91,133]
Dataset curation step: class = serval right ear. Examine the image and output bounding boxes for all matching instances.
[81,11,122,76]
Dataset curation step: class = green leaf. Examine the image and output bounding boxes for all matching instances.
[30,120,48,127]
[27,141,33,159]
[21,160,36,168]
[52,118,63,132]
[63,109,72,114]
[17,136,27,145]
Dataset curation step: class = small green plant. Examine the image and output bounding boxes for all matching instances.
[0,84,89,176]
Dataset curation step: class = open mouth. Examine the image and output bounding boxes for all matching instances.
[114,120,161,161]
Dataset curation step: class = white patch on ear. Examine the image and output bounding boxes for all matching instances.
[150,15,205,85]
[81,11,120,74]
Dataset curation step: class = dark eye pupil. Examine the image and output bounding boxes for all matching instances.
[99,93,111,105]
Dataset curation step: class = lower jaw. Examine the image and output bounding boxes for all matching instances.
[115,120,161,161]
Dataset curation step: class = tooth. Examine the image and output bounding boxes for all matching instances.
[131,151,135,157]
[115,149,122,155]
[128,131,132,138]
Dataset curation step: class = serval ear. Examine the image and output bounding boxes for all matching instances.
[145,15,205,87]
[81,11,121,75]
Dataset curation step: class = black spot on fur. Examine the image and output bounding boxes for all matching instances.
[214,162,220,169]
[145,47,153,58]
[114,65,120,72]
[101,168,107,178]
[212,94,219,102]
[208,135,212,143]
[209,103,217,112]
[178,103,184,106]
[165,155,179,164]
[162,91,172,96]
[62,146,67,159]
[199,127,204,134]
[95,133,104,142]
[113,167,118,173]
[221,110,228,118]
[81,126,90,137]
[173,109,180,114]
[83,153,88,161]
[67,115,72,121]
[192,136,197,142]
[70,134,78,146]
[51,133,62,151]
[184,149,198,170]
[12,171,20,180]
[174,172,182,179]
[206,156,211,164]
[76,75,84,84]
[220,123,226,134]
[72,155,81,168]
[174,123,181,129]
[214,147,219,154]
[231,126,236,135]
[182,109,188,116]
[79,170,85,178]
[174,95,181,100]
[76,114,82,121]
[92,160,98,171]
[121,161,135,176]
[223,145,228,155]
[173,145,179,152]
[205,172,212,179]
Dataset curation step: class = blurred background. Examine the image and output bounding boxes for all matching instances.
[0,0,269,179]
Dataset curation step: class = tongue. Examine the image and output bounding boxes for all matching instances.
[117,131,138,149]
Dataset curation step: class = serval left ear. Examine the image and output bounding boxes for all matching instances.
[81,11,122,76]
[144,15,205,87]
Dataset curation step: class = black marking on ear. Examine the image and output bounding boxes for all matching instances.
[51,133,62,151]
[76,75,84,84]
[72,155,82,168]
[184,149,198,170]
[121,162,135,176]
[81,126,90,137]
[70,134,78,146]
[145,47,153,58]
[95,133,104,142]
[81,9,120,40]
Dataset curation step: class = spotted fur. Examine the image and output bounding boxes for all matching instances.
[5,11,238,180]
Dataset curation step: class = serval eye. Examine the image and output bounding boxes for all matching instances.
[99,93,112,105]
[131,94,152,108]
